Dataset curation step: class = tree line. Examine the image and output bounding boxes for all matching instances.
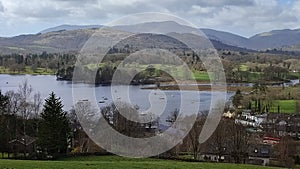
[0,81,70,159]
[0,52,76,73]
[1,48,300,85]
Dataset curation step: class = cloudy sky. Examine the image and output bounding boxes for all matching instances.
[0,0,299,37]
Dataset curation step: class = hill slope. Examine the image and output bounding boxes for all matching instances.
[1,22,300,54]
[249,29,300,49]
[40,24,102,34]
[200,28,249,48]
[0,22,249,54]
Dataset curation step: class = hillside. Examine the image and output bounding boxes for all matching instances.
[249,29,300,50]
[0,29,96,54]
[0,22,249,54]
[40,24,102,34]
[201,28,300,50]
[200,28,249,48]
[0,22,300,54]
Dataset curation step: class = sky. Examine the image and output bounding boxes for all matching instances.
[0,0,299,37]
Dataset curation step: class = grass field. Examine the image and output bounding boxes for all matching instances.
[0,66,55,75]
[287,72,300,79]
[239,64,248,71]
[251,100,298,114]
[192,71,210,81]
[269,100,298,114]
[0,156,284,169]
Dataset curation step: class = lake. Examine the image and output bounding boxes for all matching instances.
[0,74,233,122]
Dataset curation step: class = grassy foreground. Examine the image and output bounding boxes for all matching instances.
[0,156,284,169]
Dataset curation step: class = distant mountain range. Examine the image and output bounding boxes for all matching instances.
[0,21,300,54]
[249,29,300,49]
[201,28,300,50]
[40,24,103,34]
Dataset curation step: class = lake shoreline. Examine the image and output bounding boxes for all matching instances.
[1,73,298,92]
[141,85,251,92]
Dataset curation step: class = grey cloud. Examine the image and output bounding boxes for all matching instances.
[54,0,94,1]
[102,2,160,15]
[193,0,254,7]
[201,1,299,36]
[0,0,299,37]
[157,0,254,12]
[52,0,97,3]
[83,6,108,19]
[15,6,69,18]
[53,0,98,6]
[0,1,4,12]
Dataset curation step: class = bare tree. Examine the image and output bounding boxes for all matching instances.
[18,80,33,157]
[8,80,41,158]
[31,92,42,137]
[186,114,205,160]
[274,136,296,168]
[228,121,249,164]
[203,118,230,162]
[5,90,22,157]
[100,102,160,138]
[74,101,98,153]
[6,90,21,116]
[32,92,42,119]
[164,109,180,157]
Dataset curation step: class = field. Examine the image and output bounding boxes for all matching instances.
[239,64,248,71]
[192,71,210,81]
[269,100,298,114]
[0,156,284,169]
[0,66,55,75]
[251,100,298,114]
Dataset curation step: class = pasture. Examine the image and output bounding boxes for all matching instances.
[0,156,284,169]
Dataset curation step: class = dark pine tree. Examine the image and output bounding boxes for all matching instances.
[232,89,243,108]
[38,92,70,158]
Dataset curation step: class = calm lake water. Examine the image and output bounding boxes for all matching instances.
[0,74,233,121]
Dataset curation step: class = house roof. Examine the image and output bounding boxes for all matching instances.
[248,144,272,158]
[9,135,37,146]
